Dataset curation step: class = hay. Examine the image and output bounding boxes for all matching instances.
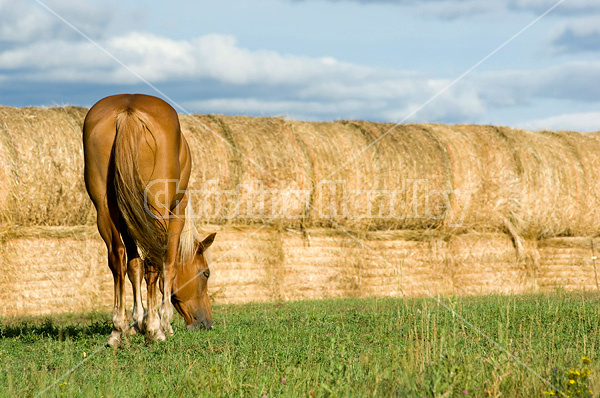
[1,106,600,239]
[2,225,599,315]
[2,105,598,315]
[0,229,106,315]
[0,106,94,226]
[0,226,137,316]
[213,228,600,300]
[182,116,313,227]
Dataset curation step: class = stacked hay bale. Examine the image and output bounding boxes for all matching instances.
[0,104,599,315]
[0,106,94,225]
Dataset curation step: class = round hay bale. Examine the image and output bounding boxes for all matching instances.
[541,130,600,237]
[1,104,599,239]
[179,115,234,224]
[364,122,454,230]
[0,106,94,226]
[0,112,17,222]
[288,120,382,230]
[424,124,522,233]
[495,127,584,238]
[188,115,313,227]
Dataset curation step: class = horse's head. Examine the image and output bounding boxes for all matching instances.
[172,232,216,330]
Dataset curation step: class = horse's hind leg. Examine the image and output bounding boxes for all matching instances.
[122,227,144,334]
[96,205,129,348]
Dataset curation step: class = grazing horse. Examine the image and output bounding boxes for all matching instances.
[83,94,215,347]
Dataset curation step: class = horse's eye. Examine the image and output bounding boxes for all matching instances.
[202,270,210,279]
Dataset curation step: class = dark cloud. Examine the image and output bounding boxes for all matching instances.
[507,0,600,15]
[289,0,600,17]
[475,62,600,106]
[553,28,600,53]
[540,64,600,101]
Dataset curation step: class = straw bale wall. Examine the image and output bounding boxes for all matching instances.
[0,226,598,316]
[0,105,599,315]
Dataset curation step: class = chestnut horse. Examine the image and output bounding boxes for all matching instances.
[83,94,215,347]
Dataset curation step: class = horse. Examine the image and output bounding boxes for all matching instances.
[83,93,215,347]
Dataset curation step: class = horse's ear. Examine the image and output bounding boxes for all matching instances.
[199,232,216,252]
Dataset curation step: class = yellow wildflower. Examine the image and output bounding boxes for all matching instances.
[582,356,591,365]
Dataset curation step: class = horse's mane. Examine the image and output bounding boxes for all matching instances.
[178,200,205,265]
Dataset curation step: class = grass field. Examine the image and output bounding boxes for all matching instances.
[0,292,598,397]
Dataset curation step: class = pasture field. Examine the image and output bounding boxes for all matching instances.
[0,292,598,397]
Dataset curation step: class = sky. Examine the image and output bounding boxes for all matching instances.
[1,0,600,131]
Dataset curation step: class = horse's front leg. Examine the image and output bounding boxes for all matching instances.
[144,261,165,343]
[127,257,145,334]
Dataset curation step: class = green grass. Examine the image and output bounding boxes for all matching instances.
[0,292,598,397]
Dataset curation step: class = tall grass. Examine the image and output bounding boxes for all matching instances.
[0,292,598,397]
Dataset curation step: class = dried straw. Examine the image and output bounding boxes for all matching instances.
[1,106,600,241]
[3,106,599,315]
[0,106,94,226]
[2,225,598,315]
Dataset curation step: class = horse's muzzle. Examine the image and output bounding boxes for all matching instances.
[186,317,213,331]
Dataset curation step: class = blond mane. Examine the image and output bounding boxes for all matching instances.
[178,198,204,265]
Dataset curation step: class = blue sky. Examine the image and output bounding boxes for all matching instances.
[1,0,600,131]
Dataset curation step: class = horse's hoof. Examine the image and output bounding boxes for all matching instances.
[107,332,122,348]
[131,319,145,334]
[162,323,174,337]
[125,326,137,336]
[145,329,166,344]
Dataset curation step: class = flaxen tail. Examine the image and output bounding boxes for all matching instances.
[113,109,167,267]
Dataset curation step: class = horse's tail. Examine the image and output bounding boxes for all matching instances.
[113,108,167,267]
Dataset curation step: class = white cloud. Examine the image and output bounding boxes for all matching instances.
[0,0,114,43]
[184,98,385,120]
[0,32,371,86]
[0,0,56,43]
[520,111,600,132]
[183,34,372,85]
